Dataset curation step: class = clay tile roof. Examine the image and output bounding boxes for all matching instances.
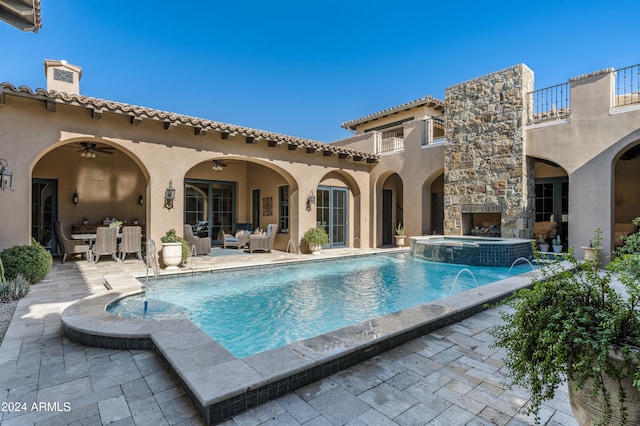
[341,95,444,131]
[0,82,379,162]
[0,0,42,32]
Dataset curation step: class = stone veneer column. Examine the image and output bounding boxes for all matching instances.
[443,64,535,238]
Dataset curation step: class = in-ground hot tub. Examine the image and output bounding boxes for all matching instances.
[410,235,533,267]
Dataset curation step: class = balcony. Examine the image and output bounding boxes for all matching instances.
[527,82,570,125]
[614,64,640,108]
[377,136,404,153]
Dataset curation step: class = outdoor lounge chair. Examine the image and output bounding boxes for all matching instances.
[223,229,251,249]
[249,224,278,253]
[119,225,142,260]
[183,224,211,255]
[53,221,89,263]
[90,226,118,263]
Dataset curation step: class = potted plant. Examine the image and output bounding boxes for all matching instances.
[395,223,406,247]
[581,239,602,262]
[551,235,562,253]
[160,229,190,270]
[301,227,329,255]
[108,220,123,234]
[538,234,549,252]
[490,229,640,425]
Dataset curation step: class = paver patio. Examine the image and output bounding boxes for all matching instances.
[0,249,576,425]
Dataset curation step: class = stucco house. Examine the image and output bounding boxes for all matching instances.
[1,60,639,261]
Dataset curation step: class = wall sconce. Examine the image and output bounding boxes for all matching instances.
[138,194,144,206]
[72,189,79,205]
[0,159,13,191]
[306,190,316,212]
[164,181,175,210]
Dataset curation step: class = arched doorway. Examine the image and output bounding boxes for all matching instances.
[184,158,298,249]
[379,173,403,246]
[533,157,569,248]
[422,171,444,235]
[614,143,640,247]
[32,140,149,254]
[316,171,360,249]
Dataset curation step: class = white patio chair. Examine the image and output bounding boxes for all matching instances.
[90,226,118,263]
[119,225,142,260]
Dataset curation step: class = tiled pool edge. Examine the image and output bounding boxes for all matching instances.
[60,269,541,425]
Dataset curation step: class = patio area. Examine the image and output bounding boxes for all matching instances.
[0,248,576,425]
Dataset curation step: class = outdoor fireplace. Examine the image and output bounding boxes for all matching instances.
[463,212,501,237]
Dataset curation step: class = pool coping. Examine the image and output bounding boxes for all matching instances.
[60,255,543,425]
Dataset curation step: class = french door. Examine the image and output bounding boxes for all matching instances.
[382,189,393,245]
[32,179,57,253]
[316,187,348,248]
[185,180,235,244]
[534,178,568,247]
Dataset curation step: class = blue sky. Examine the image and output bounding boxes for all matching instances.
[1,1,638,142]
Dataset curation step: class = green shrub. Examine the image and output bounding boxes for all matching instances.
[0,273,30,301]
[301,227,329,245]
[0,239,52,283]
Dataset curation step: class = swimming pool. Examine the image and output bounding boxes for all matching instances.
[108,252,534,357]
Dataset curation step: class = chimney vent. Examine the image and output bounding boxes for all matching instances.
[44,59,82,94]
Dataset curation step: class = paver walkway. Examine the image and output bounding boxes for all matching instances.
[0,249,577,425]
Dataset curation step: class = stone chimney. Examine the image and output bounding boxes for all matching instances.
[443,64,535,238]
[44,59,82,94]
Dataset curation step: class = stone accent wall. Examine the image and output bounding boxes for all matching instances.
[443,64,535,238]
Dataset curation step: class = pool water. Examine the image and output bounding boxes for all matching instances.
[108,252,533,357]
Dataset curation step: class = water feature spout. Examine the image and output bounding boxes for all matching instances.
[189,244,197,271]
[449,268,479,295]
[144,239,160,314]
[353,237,361,249]
[507,257,535,275]
[285,239,299,256]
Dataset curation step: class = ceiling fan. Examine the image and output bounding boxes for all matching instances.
[211,159,228,171]
[76,142,115,158]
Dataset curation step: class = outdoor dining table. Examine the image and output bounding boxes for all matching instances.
[71,232,122,244]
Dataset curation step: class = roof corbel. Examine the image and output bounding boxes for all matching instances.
[338,153,349,159]
[322,150,333,157]
[46,99,57,112]
[306,147,317,154]
[194,126,207,136]
[221,131,231,140]
[352,155,364,162]
[267,140,278,148]
[245,136,256,144]
[164,121,176,131]
[130,116,142,126]
[92,108,103,120]
[287,144,298,151]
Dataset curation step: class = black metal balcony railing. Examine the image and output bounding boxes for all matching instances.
[432,115,445,143]
[614,64,640,108]
[527,82,570,125]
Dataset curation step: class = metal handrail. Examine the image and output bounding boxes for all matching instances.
[614,64,640,108]
[527,82,570,125]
